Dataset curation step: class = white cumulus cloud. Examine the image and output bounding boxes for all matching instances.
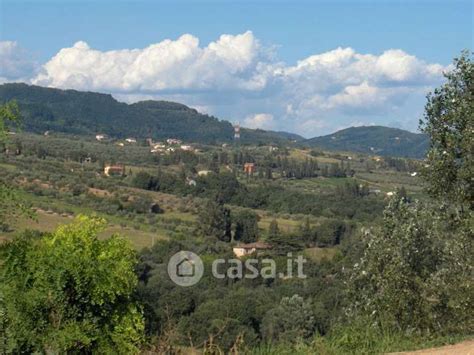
[1,33,450,136]
[33,31,267,92]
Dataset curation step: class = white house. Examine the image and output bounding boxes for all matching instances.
[167,138,182,145]
[198,170,212,177]
[233,242,272,258]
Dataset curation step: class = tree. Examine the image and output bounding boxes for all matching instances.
[198,199,232,242]
[347,53,474,334]
[268,219,280,240]
[346,196,472,333]
[262,295,315,343]
[233,210,259,243]
[132,171,156,190]
[299,217,314,246]
[0,101,33,231]
[0,101,21,142]
[0,216,144,353]
[0,182,35,232]
[420,50,473,210]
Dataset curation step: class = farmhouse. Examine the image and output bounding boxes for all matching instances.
[233,242,272,258]
[198,170,212,177]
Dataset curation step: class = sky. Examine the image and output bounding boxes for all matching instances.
[0,0,472,137]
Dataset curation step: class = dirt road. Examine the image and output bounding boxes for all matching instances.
[391,340,474,355]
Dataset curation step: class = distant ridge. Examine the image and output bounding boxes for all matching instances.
[302,125,429,158]
[0,83,303,145]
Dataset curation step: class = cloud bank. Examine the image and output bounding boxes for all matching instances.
[0,32,448,136]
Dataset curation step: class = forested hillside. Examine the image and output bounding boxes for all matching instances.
[303,125,429,158]
[0,83,302,145]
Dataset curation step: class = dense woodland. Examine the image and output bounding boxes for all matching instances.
[0,52,472,354]
[0,83,302,145]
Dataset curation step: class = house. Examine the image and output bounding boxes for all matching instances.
[125,138,137,143]
[166,138,182,145]
[153,143,166,149]
[95,134,107,141]
[198,170,212,177]
[186,177,197,186]
[233,242,272,258]
[410,172,418,177]
[386,191,394,197]
[180,145,193,151]
[104,165,125,177]
[244,163,256,175]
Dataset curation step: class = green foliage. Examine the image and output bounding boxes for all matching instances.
[233,209,260,243]
[0,182,35,231]
[262,295,315,344]
[0,215,144,353]
[198,199,232,242]
[346,196,473,333]
[268,219,281,240]
[0,83,301,145]
[0,101,34,231]
[0,100,21,142]
[176,288,265,350]
[420,50,473,210]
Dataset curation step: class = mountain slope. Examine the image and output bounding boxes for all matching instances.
[0,83,303,144]
[303,126,429,158]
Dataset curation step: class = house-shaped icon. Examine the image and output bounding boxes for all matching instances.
[176,258,195,277]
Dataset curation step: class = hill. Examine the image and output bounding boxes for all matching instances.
[0,83,303,145]
[303,126,429,158]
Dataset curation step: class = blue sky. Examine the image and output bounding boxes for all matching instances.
[0,0,472,136]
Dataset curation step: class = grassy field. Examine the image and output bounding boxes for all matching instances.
[0,210,169,250]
